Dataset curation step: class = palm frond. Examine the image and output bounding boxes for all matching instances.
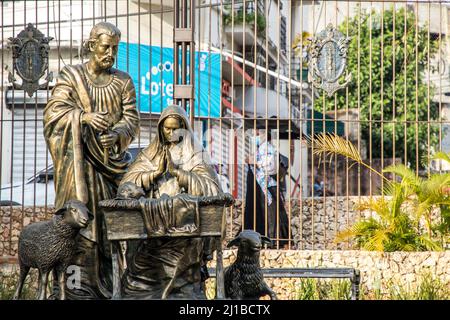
[417,235,443,251]
[430,151,450,165]
[420,173,450,202]
[383,164,421,187]
[354,197,390,219]
[363,229,389,251]
[335,227,358,243]
[388,182,409,219]
[309,133,362,163]
[414,199,432,223]
[308,133,387,181]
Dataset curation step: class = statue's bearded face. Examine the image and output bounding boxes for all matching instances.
[91,34,119,70]
[162,117,182,144]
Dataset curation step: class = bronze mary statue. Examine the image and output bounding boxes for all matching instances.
[120,105,222,299]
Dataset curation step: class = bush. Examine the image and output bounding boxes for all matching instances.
[311,133,450,251]
[0,268,37,300]
[223,10,266,34]
[388,272,449,300]
[296,279,352,300]
[294,273,449,300]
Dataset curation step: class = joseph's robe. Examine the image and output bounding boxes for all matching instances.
[43,63,140,299]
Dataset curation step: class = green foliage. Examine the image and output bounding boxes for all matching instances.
[223,8,266,34]
[296,279,352,300]
[388,272,449,300]
[295,273,449,300]
[313,6,440,169]
[337,163,450,251]
[0,269,36,300]
[311,133,449,251]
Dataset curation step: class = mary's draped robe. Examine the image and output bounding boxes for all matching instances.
[120,105,221,299]
[43,63,140,299]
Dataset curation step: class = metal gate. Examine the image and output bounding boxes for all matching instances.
[1,1,449,256]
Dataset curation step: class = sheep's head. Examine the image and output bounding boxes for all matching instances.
[117,182,145,199]
[227,230,272,255]
[55,200,92,229]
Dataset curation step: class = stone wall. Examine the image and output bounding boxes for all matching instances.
[0,206,54,256]
[2,249,449,300]
[289,197,370,250]
[0,196,442,255]
[210,250,450,300]
[229,197,368,250]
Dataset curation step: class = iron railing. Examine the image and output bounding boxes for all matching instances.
[0,1,449,256]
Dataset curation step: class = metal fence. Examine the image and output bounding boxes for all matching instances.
[1,0,449,256]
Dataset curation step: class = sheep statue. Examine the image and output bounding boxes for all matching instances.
[13,199,92,300]
[224,230,277,300]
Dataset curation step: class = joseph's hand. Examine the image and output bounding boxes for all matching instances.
[100,131,119,148]
[82,111,110,132]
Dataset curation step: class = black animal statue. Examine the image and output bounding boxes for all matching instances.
[13,200,92,300]
[224,230,277,300]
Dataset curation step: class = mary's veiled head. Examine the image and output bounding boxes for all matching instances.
[144,105,212,170]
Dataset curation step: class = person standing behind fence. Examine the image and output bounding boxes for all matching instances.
[244,129,290,248]
[43,22,140,299]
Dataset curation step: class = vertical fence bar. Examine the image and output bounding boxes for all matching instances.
[415,2,419,174]
[0,2,3,208]
[392,2,396,181]
[264,0,269,241]
[427,1,431,177]
[198,0,203,149]
[21,0,26,223]
[357,2,361,208]
[345,0,350,249]
[160,0,164,113]
[380,1,384,193]
[9,0,16,256]
[403,3,407,167]
[148,0,152,143]
[174,0,179,109]
[137,0,141,148]
[190,0,195,127]
[253,0,258,239]
[33,0,39,212]
[333,0,338,249]
[126,0,129,76]
[310,0,315,251]
[230,0,237,237]
[241,0,246,233]
[322,0,327,248]
[439,2,442,167]
[287,0,292,250]
[276,0,281,249]
[299,0,304,250]
[369,1,373,197]
[181,0,186,109]
[44,0,50,218]
[230,0,236,232]
[218,0,225,241]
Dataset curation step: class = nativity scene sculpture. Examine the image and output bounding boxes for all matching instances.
[10,22,233,300]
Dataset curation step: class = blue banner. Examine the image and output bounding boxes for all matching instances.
[117,42,221,118]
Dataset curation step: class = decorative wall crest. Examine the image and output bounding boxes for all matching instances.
[8,23,53,97]
[308,23,352,97]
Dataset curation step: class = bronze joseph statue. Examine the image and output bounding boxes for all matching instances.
[43,22,140,299]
